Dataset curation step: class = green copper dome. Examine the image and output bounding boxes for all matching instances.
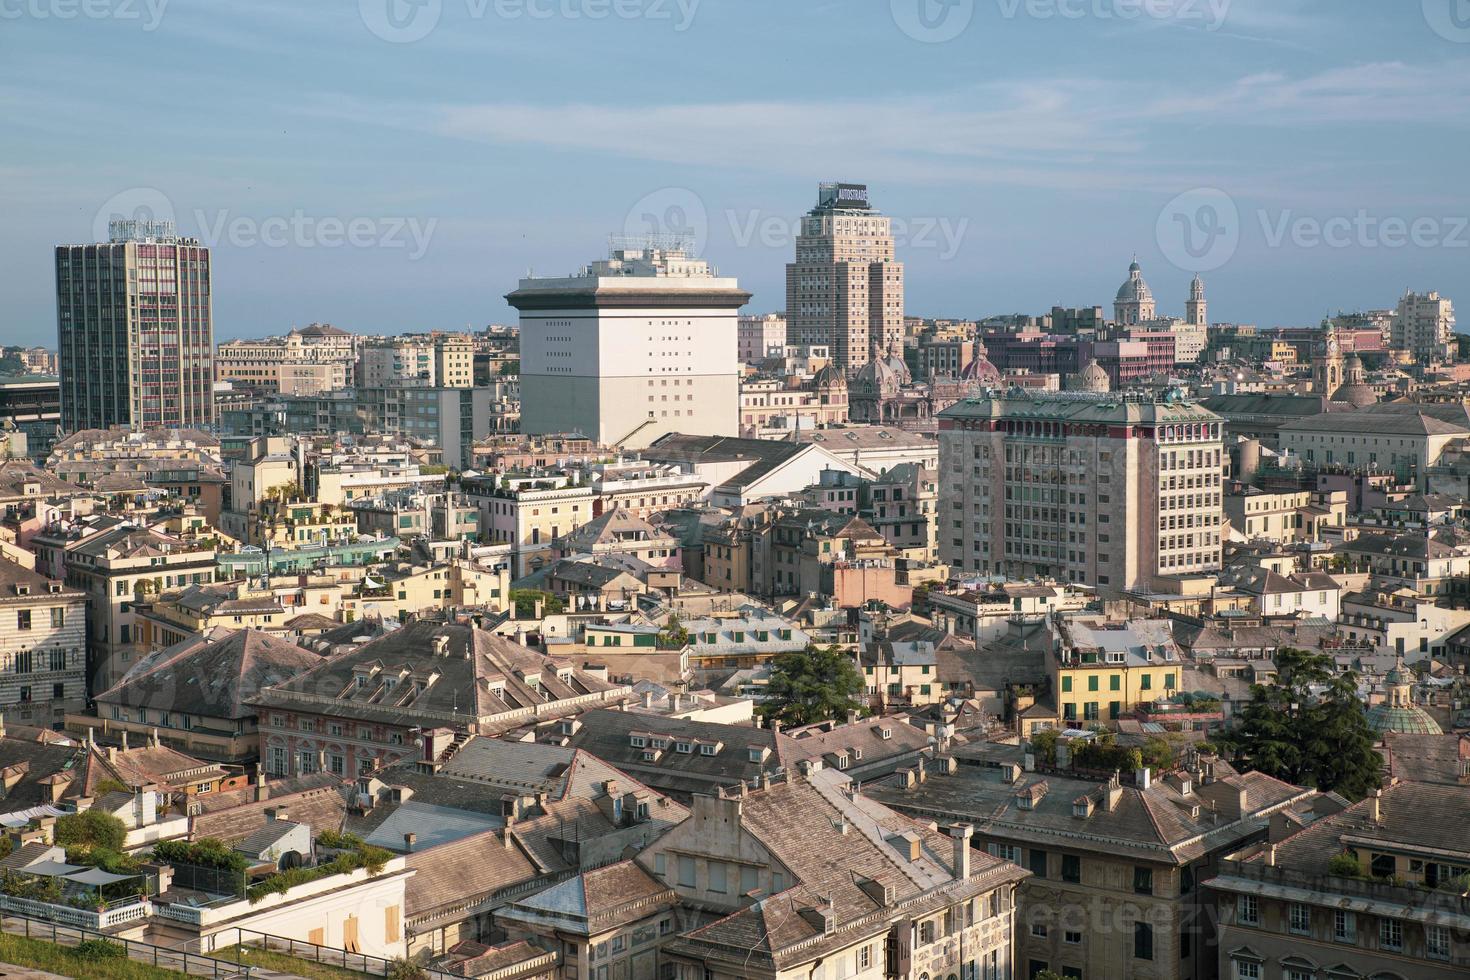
[1366,703,1443,736]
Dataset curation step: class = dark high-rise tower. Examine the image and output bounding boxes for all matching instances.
[56,219,214,433]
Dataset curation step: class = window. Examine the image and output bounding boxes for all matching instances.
[50,607,64,628]
[986,843,1021,863]
[858,945,872,971]
[1379,918,1402,951]
[708,861,727,893]
[677,855,695,888]
[1028,849,1047,878]
[1427,924,1451,960]
[1061,855,1081,883]
[15,610,30,631]
[1030,923,1048,939]
[1237,895,1258,925]
[1133,922,1153,961]
[740,865,758,895]
[1233,963,1259,980]
[1333,909,1355,941]
[1134,866,1153,895]
[1288,903,1309,935]
[1063,931,1081,945]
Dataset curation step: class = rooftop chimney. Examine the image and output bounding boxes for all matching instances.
[846,709,859,727]
[950,823,973,879]
[404,832,416,853]
[1370,789,1382,824]
[1136,767,1152,791]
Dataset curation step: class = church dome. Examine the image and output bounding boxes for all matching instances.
[960,353,1001,384]
[883,354,912,386]
[853,357,903,396]
[813,363,845,390]
[1075,359,1111,394]
[1116,260,1154,304]
[1366,702,1443,736]
[1367,660,1442,736]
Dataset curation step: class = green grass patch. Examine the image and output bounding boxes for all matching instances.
[213,943,372,979]
[0,930,190,979]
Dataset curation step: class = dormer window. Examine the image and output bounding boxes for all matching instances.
[630,735,647,748]
[881,728,892,740]
[853,747,863,760]
[676,741,693,754]
[699,743,717,756]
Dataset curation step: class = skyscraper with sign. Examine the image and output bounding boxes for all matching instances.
[55,220,215,433]
[785,182,905,375]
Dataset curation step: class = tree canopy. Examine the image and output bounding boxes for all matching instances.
[756,645,867,728]
[1223,647,1382,799]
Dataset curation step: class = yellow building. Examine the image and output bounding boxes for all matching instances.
[1051,618,1183,724]
[357,558,510,623]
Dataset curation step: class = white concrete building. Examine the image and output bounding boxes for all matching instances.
[1391,290,1455,364]
[508,245,748,449]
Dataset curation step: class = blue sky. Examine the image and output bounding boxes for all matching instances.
[3,0,1469,343]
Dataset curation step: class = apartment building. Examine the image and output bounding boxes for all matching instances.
[463,474,595,576]
[251,620,630,777]
[1390,290,1455,365]
[357,333,474,388]
[648,767,1028,980]
[868,755,1318,980]
[938,390,1225,594]
[1224,486,1348,543]
[0,558,87,726]
[59,523,217,690]
[1051,617,1187,724]
[215,324,357,395]
[1208,781,1470,980]
[738,312,787,364]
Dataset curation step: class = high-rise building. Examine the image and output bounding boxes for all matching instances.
[937,389,1224,594]
[1391,290,1455,365]
[56,219,214,433]
[786,182,904,374]
[507,243,748,448]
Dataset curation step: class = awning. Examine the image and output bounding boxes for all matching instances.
[66,868,138,887]
[22,861,84,877]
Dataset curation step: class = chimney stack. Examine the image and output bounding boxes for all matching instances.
[846,709,859,727]
[950,823,973,879]
[1370,789,1382,824]
[404,832,416,853]
[120,730,129,752]
[1136,767,1152,791]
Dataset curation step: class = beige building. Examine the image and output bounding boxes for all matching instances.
[509,245,748,449]
[649,767,1028,980]
[60,523,217,689]
[1208,781,1470,980]
[1224,486,1348,543]
[0,558,88,727]
[938,390,1225,594]
[464,474,595,576]
[357,333,474,388]
[738,313,787,364]
[868,754,1318,980]
[215,324,357,395]
[738,367,849,437]
[787,182,905,374]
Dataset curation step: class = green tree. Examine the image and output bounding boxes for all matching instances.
[510,589,563,618]
[55,811,126,851]
[1223,648,1382,799]
[657,614,690,650]
[757,645,866,728]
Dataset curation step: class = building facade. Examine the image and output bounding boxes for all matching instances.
[937,390,1225,593]
[786,183,905,374]
[0,560,87,727]
[56,220,214,432]
[509,245,748,448]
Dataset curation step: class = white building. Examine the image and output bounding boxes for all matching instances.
[508,244,749,449]
[1391,290,1455,365]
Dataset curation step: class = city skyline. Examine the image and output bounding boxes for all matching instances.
[3,1,1469,344]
